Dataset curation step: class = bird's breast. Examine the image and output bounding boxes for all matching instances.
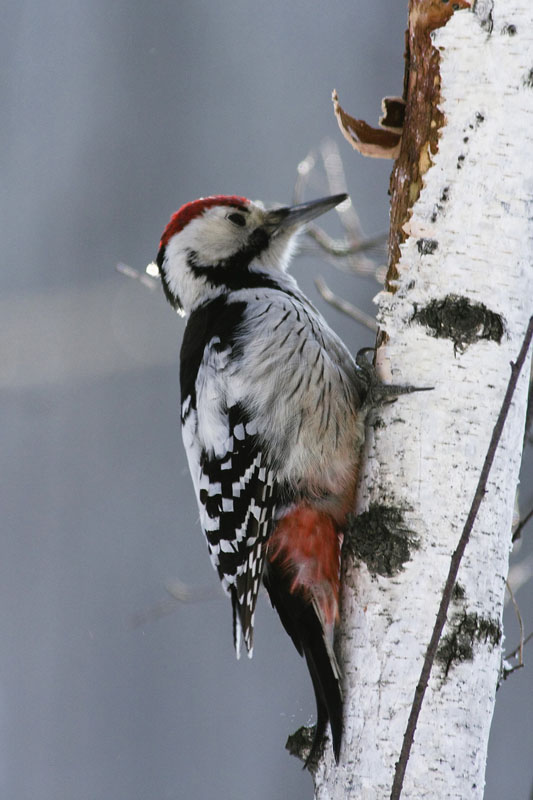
[233,293,365,497]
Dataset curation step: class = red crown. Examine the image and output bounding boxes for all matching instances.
[160,195,248,248]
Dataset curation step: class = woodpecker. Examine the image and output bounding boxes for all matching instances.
[153,192,370,763]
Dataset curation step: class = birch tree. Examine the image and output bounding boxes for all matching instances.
[308,1,533,797]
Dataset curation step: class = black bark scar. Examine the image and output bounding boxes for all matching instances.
[412,294,504,353]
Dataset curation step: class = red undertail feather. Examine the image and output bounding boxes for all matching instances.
[269,506,341,625]
[265,504,344,762]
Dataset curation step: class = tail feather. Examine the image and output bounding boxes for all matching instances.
[231,589,243,659]
[302,617,343,763]
[263,559,343,763]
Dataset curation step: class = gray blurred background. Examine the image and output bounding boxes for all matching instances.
[2,2,532,798]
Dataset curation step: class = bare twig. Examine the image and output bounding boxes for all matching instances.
[314,277,377,332]
[390,316,533,800]
[500,570,533,683]
[131,597,182,628]
[505,579,524,667]
[512,503,533,542]
[294,140,385,279]
[116,262,160,290]
[506,553,533,601]
[165,580,218,604]
[525,368,533,443]
[504,630,533,666]
[306,226,387,259]
[131,580,217,628]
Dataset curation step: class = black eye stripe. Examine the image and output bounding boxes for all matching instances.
[228,213,246,227]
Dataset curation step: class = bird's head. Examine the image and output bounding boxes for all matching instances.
[150,193,348,315]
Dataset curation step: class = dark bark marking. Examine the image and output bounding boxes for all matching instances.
[436,612,502,677]
[286,725,319,769]
[411,294,505,353]
[430,185,450,223]
[523,68,533,89]
[416,238,439,255]
[452,582,466,602]
[345,502,418,577]
[474,0,494,33]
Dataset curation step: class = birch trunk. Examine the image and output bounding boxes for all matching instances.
[313,2,533,797]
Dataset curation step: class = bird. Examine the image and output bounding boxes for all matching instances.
[151,192,371,763]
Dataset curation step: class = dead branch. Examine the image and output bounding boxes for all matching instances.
[116,262,160,290]
[314,277,377,332]
[294,140,386,279]
[512,503,533,543]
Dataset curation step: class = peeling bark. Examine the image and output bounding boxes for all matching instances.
[387,0,470,286]
[332,90,403,159]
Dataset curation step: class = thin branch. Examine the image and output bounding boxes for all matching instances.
[131,580,217,628]
[306,226,387,259]
[314,277,378,332]
[504,630,533,666]
[512,503,533,542]
[390,315,533,800]
[116,262,160,290]
[525,369,533,443]
[500,575,533,683]
[505,578,524,667]
[294,140,385,279]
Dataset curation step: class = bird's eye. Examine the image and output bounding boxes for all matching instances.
[227,212,246,227]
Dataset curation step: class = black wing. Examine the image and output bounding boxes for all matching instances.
[196,404,278,656]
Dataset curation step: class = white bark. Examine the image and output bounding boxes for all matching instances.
[314,3,533,798]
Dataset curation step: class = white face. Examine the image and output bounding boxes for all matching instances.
[171,203,262,264]
[160,201,298,314]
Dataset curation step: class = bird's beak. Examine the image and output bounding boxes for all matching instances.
[265,193,348,233]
